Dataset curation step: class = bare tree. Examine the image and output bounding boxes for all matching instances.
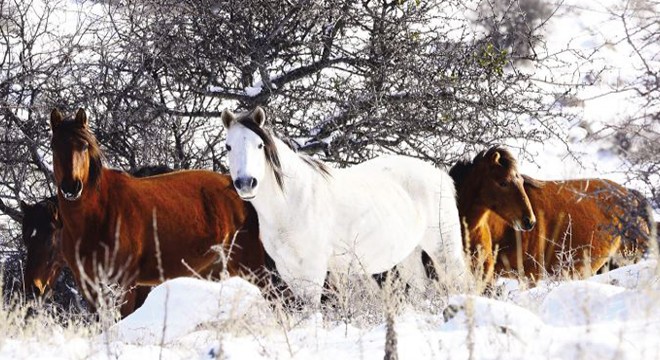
[601,0,659,210]
[0,0,577,247]
[476,0,554,61]
[8,0,640,300]
[93,0,566,167]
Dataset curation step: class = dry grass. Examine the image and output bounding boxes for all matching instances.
[0,215,657,359]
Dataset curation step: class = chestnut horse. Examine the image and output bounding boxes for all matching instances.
[20,166,174,298]
[49,108,274,317]
[450,146,653,282]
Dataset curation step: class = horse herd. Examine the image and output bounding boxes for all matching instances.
[17,107,656,318]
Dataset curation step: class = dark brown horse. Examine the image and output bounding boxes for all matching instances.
[20,166,174,298]
[49,108,274,317]
[20,196,61,296]
[451,146,653,282]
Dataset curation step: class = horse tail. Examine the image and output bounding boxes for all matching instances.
[620,189,655,258]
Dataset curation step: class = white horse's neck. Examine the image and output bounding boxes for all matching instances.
[249,137,329,224]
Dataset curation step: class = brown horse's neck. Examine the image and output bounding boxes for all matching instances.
[456,179,492,234]
[464,206,495,250]
[57,168,111,236]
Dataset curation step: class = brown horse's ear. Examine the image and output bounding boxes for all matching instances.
[51,211,62,229]
[19,200,29,213]
[46,202,62,229]
[221,109,235,128]
[75,108,88,128]
[50,109,63,130]
[491,151,501,166]
[251,106,266,127]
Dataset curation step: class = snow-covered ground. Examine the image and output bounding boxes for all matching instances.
[2,260,659,359]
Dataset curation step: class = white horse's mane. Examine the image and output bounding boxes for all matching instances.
[236,117,331,188]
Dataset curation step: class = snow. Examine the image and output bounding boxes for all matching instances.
[3,261,660,359]
[2,0,659,359]
[245,84,263,97]
[108,277,272,344]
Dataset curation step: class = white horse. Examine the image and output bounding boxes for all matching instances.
[221,107,468,306]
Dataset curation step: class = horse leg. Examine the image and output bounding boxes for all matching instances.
[313,271,330,303]
[119,288,136,318]
[118,283,151,318]
[372,266,411,291]
[421,251,437,281]
[372,269,392,287]
[473,237,496,292]
[66,263,100,316]
[276,259,327,310]
[370,265,412,308]
[419,228,471,293]
[248,252,299,310]
[134,285,152,309]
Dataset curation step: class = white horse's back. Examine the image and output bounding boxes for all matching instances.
[326,158,428,273]
[350,156,467,288]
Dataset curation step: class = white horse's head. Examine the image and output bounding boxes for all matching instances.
[222,107,282,200]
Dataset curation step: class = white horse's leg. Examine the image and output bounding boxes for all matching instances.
[421,224,473,292]
[276,257,328,309]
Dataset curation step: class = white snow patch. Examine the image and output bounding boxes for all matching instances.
[108,277,271,344]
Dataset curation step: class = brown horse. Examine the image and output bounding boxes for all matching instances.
[450,146,653,282]
[49,108,274,317]
[449,147,537,284]
[20,166,174,298]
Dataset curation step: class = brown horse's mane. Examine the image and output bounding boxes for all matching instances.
[22,195,59,234]
[522,174,543,189]
[236,115,331,191]
[51,120,104,189]
[449,146,542,189]
[448,159,474,190]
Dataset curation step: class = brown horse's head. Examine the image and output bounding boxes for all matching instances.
[20,197,63,296]
[50,108,103,202]
[451,146,536,231]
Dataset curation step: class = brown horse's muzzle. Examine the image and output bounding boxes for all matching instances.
[33,278,48,296]
[29,262,59,296]
[522,215,536,231]
[60,179,83,201]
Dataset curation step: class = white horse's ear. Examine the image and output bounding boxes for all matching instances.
[252,106,266,127]
[50,108,63,130]
[75,108,88,128]
[221,109,235,128]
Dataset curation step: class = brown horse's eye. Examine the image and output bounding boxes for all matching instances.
[23,227,36,242]
[82,143,89,151]
[498,180,508,188]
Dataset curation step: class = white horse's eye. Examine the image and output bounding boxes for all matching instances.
[226,145,232,151]
[258,143,264,150]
